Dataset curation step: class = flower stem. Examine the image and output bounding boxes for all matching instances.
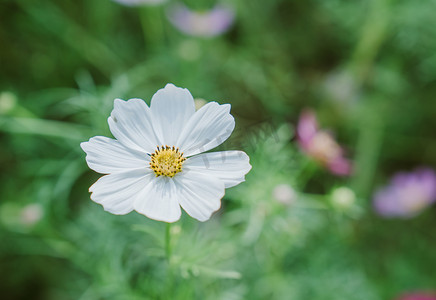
[164,222,174,298]
[349,0,391,84]
[140,6,165,53]
[165,222,172,263]
[296,159,318,188]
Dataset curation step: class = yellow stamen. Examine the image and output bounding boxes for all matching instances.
[149,145,186,178]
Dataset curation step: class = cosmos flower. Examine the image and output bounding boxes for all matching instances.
[297,109,351,176]
[167,3,235,38]
[395,292,436,300]
[81,84,251,223]
[373,168,436,218]
[112,0,167,6]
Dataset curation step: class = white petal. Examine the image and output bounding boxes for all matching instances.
[80,136,150,174]
[89,169,154,215]
[150,84,196,146]
[184,151,251,188]
[134,176,182,223]
[108,98,159,153]
[177,102,235,156]
[174,171,225,222]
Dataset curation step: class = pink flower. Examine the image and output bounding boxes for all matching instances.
[396,292,436,300]
[297,109,351,176]
[112,0,167,6]
[373,168,436,218]
[167,3,235,38]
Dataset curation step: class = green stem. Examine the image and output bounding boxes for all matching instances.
[165,222,172,263]
[350,0,391,85]
[140,6,165,53]
[164,222,174,299]
[296,158,318,189]
[351,103,384,198]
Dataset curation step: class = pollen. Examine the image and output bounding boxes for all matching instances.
[149,145,186,178]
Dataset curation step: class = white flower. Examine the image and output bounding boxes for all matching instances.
[81,84,251,223]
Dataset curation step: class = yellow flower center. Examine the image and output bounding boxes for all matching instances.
[150,145,186,178]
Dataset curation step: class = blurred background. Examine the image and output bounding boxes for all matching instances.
[1,0,436,299]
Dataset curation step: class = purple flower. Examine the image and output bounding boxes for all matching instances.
[167,3,235,38]
[112,0,167,6]
[395,292,436,300]
[373,168,436,218]
[297,109,352,176]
